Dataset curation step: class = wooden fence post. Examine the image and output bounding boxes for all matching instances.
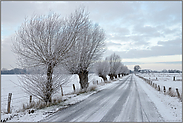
[60,85,63,96]
[30,95,32,104]
[163,86,166,93]
[73,84,76,92]
[169,87,171,92]
[158,85,160,91]
[7,93,12,113]
[176,88,180,98]
[173,76,175,81]
[155,84,157,89]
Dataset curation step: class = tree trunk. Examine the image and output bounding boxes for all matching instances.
[100,75,107,82]
[78,70,89,90]
[109,74,113,80]
[45,62,54,103]
[118,74,120,78]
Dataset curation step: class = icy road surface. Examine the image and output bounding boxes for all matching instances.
[42,74,164,122]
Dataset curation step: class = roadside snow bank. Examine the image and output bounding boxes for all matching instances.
[134,75,182,122]
[3,74,127,122]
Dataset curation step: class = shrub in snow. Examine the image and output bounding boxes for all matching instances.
[20,96,63,112]
[87,85,97,92]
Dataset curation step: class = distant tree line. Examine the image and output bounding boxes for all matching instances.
[1,68,26,74]
[161,69,182,73]
[138,69,182,73]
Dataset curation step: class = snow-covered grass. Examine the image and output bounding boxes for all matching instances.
[2,73,181,122]
[134,75,182,122]
[137,73,182,99]
[1,73,119,122]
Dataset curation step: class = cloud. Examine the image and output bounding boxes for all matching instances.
[1,34,18,69]
[1,1,182,69]
[124,61,181,66]
[155,61,182,64]
[104,37,181,59]
[157,38,182,47]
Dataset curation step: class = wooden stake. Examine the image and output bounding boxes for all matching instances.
[158,85,160,91]
[7,93,12,113]
[173,76,175,81]
[60,85,63,96]
[30,95,32,104]
[169,87,171,92]
[163,86,166,93]
[176,88,180,98]
[73,84,76,92]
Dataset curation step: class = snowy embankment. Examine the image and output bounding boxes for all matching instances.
[1,74,118,122]
[134,75,182,122]
[141,73,182,92]
[137,73,182,98]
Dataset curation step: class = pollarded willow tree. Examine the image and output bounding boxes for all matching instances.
[116,63,124,78]
[134,65,141,73]
[107,53,122,80]
[95,59,110,81]
[122,65,129,75]
[64,10,106,90]
[117,64,129,77]
[12,8,90,103]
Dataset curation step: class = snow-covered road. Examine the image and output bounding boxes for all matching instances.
[42,74,164,122]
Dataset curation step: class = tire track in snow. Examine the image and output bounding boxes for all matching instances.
[42,75,131,122]
[114,75,143,122]
[42,74,164,122]
[135,76,165,122]
[100,75,133,122]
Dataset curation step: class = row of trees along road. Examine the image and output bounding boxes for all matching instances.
[95,53,129,81]
[12,8,105,103]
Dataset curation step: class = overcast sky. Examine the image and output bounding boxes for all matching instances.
[1,1,182,71]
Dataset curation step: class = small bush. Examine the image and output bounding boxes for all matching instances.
[104,81,111,83]
[20,97,63,112]
[87,85,97,92]
[74,85,98,95]
[166,90,177,97]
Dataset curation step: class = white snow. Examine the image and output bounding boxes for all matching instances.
[1,73,182,122]
[137,73,182,94]
[134,75,182,122]
[1,73,118,122]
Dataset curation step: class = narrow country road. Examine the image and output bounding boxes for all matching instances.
[42,74,164,122]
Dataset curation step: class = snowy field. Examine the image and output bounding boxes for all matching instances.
[1,73,182,122]
[1,74,104,117]
[137,73,182,95]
